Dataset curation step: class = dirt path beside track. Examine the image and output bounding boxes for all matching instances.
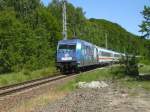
[37,81,150,112]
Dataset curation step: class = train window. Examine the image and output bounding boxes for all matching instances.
[86,46,89,55]
[101,51,111,57]
[114,54,120,57]
[85,46,93,55]
[59,44,76,50]
[99,51,101,55]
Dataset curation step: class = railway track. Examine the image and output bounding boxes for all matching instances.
[0,74,69,97]
[0,66,109,97]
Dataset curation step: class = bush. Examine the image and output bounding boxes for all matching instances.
[140,58,150,65]
[23,69,31,76]
[110,65,125,79]
[124,55,139,76]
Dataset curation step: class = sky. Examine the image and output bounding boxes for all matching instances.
[42,0,150,36]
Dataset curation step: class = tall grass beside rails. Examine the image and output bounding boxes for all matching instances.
[0,66,57,87]
[139,58,150,65]
[120,78,150,91]
[59,65,150,92]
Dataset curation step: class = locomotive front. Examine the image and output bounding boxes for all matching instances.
[56,39,79,73]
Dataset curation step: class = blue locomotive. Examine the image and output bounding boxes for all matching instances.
[56,38,124,73]
[56,38,99,73]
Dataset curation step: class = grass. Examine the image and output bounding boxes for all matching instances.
[139,59,150,65]
[5,65,150,112]
[11,91,66,112]
[0,66,57,87]
[58,69,109,91]
[139,64,150,73]
[0,63,149,90]
[59,66,125,91]
[121,79,150,91]
[59,65,150,91]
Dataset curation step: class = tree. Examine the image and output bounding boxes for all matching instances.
[0,0,149,74]
[139,6,150,39]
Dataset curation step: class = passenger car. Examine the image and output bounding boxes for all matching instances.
[56,38,123,73]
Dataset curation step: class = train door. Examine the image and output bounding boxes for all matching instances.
[81,43,85,66]
[96,48,98,64]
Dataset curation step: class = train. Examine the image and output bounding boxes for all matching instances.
[56,38,125,73]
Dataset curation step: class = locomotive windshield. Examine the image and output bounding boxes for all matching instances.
[59,44,76,50]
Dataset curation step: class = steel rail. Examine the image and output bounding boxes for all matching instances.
[0,65,109,97]
[0,73,60,90]
[0,74,68,97]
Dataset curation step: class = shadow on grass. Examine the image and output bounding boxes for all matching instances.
[137,74,150,81]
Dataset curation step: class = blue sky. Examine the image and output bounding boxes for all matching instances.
[42,0,150,36]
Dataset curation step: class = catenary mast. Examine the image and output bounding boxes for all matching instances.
[62,0,67,40]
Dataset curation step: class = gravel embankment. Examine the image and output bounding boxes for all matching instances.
[39,81,150,112]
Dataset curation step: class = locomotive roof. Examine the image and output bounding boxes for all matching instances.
[58,38,79,44]
[58,38,124,55]
[58,38,93,46]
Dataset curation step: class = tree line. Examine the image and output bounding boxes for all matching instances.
[0,0,149,74]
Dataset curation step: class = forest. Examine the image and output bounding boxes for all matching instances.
[0,0,150,74]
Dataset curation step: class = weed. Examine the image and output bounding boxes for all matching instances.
[59,65,150,92]
[0,66,57,87]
